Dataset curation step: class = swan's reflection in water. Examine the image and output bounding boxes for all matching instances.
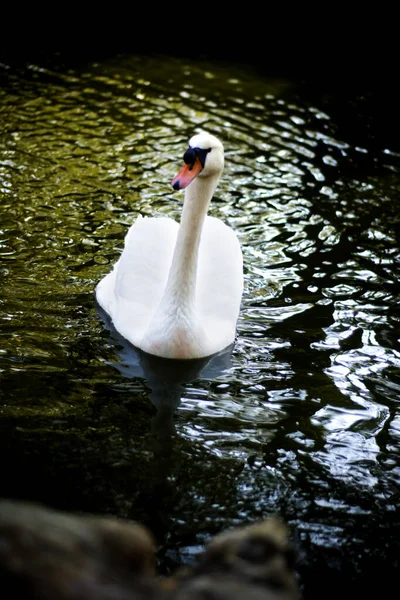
[98,305,234,541]
[97,304,234,440]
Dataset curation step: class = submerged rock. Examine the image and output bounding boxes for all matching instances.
[165,517,300,600]
[0,500,300,600]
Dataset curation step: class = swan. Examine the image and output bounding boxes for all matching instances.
[96,132,243,359]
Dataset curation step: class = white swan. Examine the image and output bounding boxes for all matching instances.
[96,132,243,359]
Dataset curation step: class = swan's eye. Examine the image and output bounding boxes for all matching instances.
[183,147,197,169]
[183,147,212,170]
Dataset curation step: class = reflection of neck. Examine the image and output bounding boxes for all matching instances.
[147,380,183,412]
[161,175,219,313]
[148,380,183,445]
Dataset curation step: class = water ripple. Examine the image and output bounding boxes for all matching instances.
[1,53,400,586]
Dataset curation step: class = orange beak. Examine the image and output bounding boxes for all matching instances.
[171,156,203,190]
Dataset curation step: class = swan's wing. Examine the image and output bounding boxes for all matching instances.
[96,215,178,345]
[197,216,243,333]
[115,215,178,303]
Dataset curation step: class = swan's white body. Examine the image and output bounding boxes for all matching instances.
[96,133,243,359]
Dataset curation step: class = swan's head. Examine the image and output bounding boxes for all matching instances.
[171,132,224,191]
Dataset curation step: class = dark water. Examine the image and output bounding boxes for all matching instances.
[1,54,399,597]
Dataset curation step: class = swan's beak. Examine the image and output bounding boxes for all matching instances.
[171,157,203,190]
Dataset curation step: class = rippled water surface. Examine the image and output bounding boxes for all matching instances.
[1,54,399,596]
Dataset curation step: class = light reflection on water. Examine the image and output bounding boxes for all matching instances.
[1,54,400,592]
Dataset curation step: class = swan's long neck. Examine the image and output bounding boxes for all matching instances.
[141,170,221,358]
[162,174,219,311]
